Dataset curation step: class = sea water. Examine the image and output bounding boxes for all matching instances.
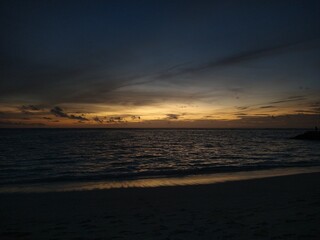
[0,129,319,191]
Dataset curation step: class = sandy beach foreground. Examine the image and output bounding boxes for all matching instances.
[1,172,320,240]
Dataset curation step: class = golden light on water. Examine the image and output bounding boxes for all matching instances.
[1,167,319,193]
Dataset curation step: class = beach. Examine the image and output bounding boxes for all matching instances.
[1,172,320,240]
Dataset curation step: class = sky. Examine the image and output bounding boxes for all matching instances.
[0,0,319,128]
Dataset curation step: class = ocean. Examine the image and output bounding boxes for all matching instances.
[0,129,319,191]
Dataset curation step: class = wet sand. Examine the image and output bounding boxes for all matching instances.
[1,172,320,239]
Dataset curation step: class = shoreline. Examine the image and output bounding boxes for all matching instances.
[1,166,320,193]
[1,172,319,239]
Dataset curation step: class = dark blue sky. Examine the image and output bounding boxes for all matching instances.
[0,0,319,127]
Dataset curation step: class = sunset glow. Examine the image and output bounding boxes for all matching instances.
[0,0,319,128]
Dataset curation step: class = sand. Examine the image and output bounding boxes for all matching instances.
[1,172,320,240]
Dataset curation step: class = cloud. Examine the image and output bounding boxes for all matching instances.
[156,37,320,80]
[1,36,318,110]
[237,106,249,110]
[260,105,275,109]
[235,113,248,116]
[93,116,103,123]
[166,114,180,120]
[0,0,319,114]
[50,106,89,121]
[294,110,319,114]
[2,36,318,108]
[269,95,307,104]
[68,114,88,121]
[118,113,320,128]
[235,95,310,113]
[0,120,46,127]
[18,104,44,115]
[131,115,141,120]
[50,106,68,118]
[20,105,42,111]
[93,115,141,124]
[309,102,320,113]
[106,116,126,123]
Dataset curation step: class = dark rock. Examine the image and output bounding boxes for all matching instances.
[292,131,320,140]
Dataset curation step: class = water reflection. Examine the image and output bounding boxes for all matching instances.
[1,167,319,193]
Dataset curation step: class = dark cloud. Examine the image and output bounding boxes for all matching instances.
[93,115,140,124]
[18,104,44,115]
[235,95,311,113]
[309,102,320,113]
[0,111,37,120]
[1,36,318,108]
[0,120,46,127]
[166,114,180,120]
[156,37,320,80]
[0,54,135,105]
[50,106,89,121]
[124,113,320,128]
[1,36,318,107]
[260,105,275,109]
[233,114,319,128]
[235,113,248,116]
[106,116,126,123]
[69,114,88,121]
[50,106,69,118]
[20,105,42,111]
[93,116,103,123]
[237,106,249,110]
[269,95,307,104]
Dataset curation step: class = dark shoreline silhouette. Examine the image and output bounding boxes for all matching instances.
[292,131,320,140]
